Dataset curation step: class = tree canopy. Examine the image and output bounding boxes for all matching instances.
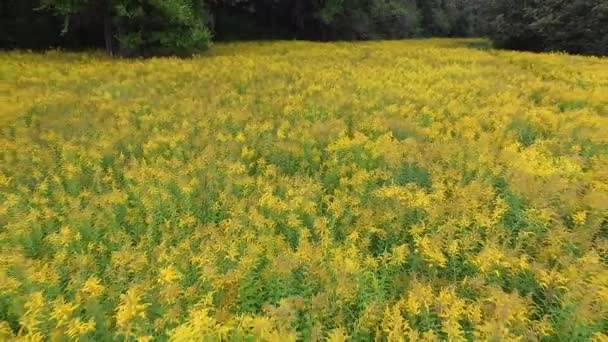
[1,0,606,56]
[484,0,608,55]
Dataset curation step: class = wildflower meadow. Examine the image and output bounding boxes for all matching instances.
[1,39,607,341]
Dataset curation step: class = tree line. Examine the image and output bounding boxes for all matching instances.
[1,0,606,56]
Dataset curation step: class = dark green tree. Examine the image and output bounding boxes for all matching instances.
[482,0,544,51]
[113,0,212,56]
[483,0,608,55]
[39,0,112,52]
[531,0,608,55]
[39,0,212,56]
[209,0,422,40]
[1,0,62,49]
[417,0,451,36]
[330,0,421,39]
[444,0,484,37]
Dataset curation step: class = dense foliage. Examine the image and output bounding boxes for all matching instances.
[2,0,605,55]
[171,0,484,40]
[2,0,484,55]
[0,0,98,49]
[37,0,212,56]
[484,0,608,55]
[1,40,607,340]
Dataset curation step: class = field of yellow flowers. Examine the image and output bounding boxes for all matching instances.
[1,39,607,341]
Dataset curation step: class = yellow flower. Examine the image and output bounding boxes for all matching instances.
[81,276,105,299]
[0,321,14,340]
[417,236,447,268]
[51,297,78,327]
[572,210,587,226]
[19,291,46,335]
[407,280,434,313]
[441,318,465,342]
[24,291,45,313]
[592,332,608,342]
[326,327,348,342]
[381,305,410,342]
[116,289,148,334]
[159,265,183,284]
[421,329,439,342]
[388,244,410,267]
[437,287,465,321]
[406,294,421,315]
[66,318,95,339]
[2,40,608,341]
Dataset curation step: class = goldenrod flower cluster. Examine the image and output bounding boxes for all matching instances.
[1,39,607,340]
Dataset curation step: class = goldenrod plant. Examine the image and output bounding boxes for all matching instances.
[1,39,607,340]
